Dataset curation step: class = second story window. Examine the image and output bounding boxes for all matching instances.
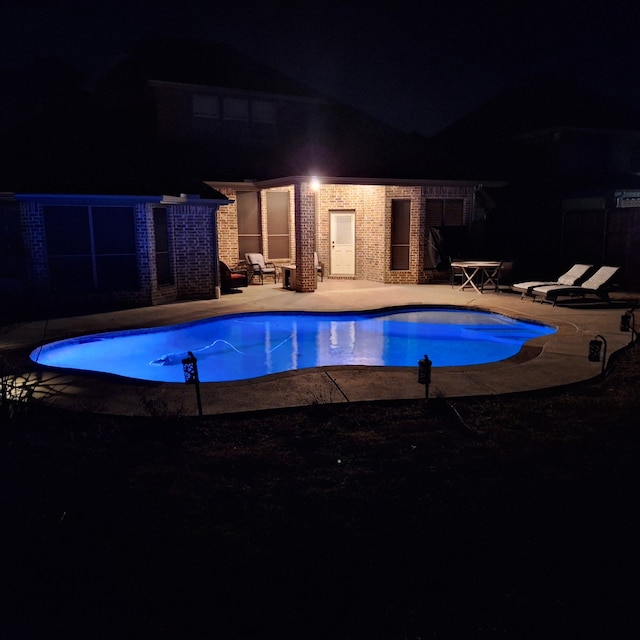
[191,93,277,141]
[223,97,249,138]
[193,94,219,118]
[193,94,219,134]
[252,100,276,141]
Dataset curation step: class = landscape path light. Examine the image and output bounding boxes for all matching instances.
[182,351,203,416]
[418,354,432,401]
[588,334,608,375]
[620,308,636,343]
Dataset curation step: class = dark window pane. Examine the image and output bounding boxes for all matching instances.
[391,246,410,270]
[443,199,464,226]
[425,200,444,226]
[237,192,260,234]
[153,207,172,285]
[153,208,169,252]
[44,206,90,255]
[156,254,171,285]
[425,199,464,226]
[391,200,411,244]
[93,207,136,254]
[268,236,289,259]
[96,255,138,291]
[391,199,411,270]
[48,256,94,292]
[238,236,261,256]
[237,191,261,259]
[267,191,289,259]
[267,192,289,235]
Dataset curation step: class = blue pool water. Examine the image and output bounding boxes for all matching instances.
[30,307,555,383]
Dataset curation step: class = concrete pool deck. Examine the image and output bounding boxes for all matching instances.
[2,280,638,416]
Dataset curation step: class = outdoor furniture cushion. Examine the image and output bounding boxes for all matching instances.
[219,261,248,293]
[245,253,278,284]
[512,263,593,298]
[530,265,619,305]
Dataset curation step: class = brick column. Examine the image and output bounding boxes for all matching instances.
[294,180,317,292]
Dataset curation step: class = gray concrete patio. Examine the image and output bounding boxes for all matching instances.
[2,280,637,416]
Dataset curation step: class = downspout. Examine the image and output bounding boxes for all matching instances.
[212,205,221,299]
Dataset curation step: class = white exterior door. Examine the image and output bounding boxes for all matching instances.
[330,211,355,275]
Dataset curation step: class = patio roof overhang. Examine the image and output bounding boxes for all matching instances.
[207,176,508,191]
[13,192,232,207]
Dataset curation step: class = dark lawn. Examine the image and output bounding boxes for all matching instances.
[2,342,640,639]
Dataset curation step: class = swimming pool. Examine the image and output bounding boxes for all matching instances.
[30,307,556,383]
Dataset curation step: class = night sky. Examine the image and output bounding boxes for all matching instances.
[3,0,640,136]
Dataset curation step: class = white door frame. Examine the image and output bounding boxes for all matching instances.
[330,211,356,275]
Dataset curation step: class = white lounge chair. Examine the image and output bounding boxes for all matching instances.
[530,266,620,305]
[512,264,593,299]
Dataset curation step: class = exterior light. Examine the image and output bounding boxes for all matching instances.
[620,308,636,343]
[310,177,320,191]
[588,335,607,374]
[182,351,203,416]
[620,311,632,331]
[418,353,432,401]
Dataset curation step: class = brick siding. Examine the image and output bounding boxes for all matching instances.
[215,180,475,287]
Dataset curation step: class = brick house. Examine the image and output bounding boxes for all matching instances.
[0,38,499,313]
[2,190,230,314]
[210,176,496,292]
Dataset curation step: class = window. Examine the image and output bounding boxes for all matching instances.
[252,100,276,124]
[424,198,467,264]
[193,94,278,141]
[425,198,464,226]
[44,205,138,292]
[153,207,172,285]
[223,97,249,138]
[391,199,411,270]
[193,94,219,118]
[193,94,220,135]
[237,192,261,259]
[252,100,276,140]
[266,191,289,259]
[223,97,249,121]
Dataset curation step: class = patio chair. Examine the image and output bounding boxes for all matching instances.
[450,257,465,289]
[219,261,248,293]
[492,260,515,293]
[512,263,593,299]
[529,265,620,305]
[314,252,324,282]
[245,252,278,284]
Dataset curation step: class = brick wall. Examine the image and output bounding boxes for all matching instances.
[171,204,216,299]
[384,186,423,284]
[214,180,475,288]
[294,181,316,291]
[216,187,240,265]
[19,201,49,293]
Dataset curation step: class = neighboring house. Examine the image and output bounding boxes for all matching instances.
[429,75,640,290]
[210,176,501,292]
[560,188,640,290]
